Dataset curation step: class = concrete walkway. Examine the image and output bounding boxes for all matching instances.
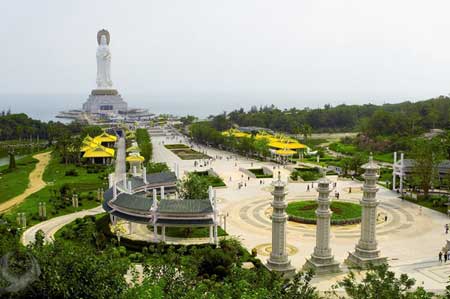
[115,137,126,180]
[21,205,103,245]
[0,151,51,213]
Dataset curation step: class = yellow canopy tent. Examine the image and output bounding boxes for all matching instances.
[83,145,115,158]
[275,149,297,156]
[93,131,117,144]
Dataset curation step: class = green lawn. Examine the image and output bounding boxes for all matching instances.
[329,142,358,155]
[329,142,394,163]
[403,195,448,215]
[0,155,38,204]
[4,152,109,227]
[286,200,362,224]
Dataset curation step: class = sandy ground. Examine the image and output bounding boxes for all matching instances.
[0,151,51,213]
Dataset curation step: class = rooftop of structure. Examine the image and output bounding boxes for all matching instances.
[120,171,178,190]
[156,218,214,225]
[158,199,213,214]
[113,192,153,212]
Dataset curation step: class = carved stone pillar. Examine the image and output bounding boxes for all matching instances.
[266,173,295,276]
[346,155,386,268]
[304,178,340,273]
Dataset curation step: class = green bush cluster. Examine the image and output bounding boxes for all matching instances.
[290,167,322,181]
[248,168,273,178]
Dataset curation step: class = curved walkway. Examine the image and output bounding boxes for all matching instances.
[21,205,103,245]
[0,151,51,214]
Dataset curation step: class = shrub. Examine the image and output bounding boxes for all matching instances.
[65,169,79,176]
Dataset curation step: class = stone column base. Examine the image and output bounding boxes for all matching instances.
[346,249,387,269]
[266,259,295,277]
[303,255,340,275]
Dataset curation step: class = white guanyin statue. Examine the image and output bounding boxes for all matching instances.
[96,30,113,89]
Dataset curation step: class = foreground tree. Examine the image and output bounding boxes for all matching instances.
[333,264,434,299]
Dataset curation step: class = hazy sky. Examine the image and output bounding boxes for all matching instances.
[2,0,450,109]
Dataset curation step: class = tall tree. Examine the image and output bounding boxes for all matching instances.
[410,138,445,198]
[178,173,210,199]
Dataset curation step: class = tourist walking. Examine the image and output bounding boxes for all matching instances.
[448,251,450,262]
[446,224,449,234]
[307,185,310,192]
[439,251,443,262]
[349,187,352,193]
[445,252,448,263]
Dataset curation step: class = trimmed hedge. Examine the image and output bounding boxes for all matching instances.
[248,168,273,179]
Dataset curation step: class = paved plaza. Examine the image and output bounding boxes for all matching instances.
[153,134,450,292]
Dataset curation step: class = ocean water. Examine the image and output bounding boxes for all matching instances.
[0,93,315,121]
[0,93,414,122]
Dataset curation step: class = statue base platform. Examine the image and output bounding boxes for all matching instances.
[303,255,340,274]
[345,247,387,269]
[83,90,127,114]
[266,258,295,277]
[91,89,119,96]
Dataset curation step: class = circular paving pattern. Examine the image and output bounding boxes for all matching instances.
[254,243,299,256]
[241,198,415,239]
[342,186,363,193]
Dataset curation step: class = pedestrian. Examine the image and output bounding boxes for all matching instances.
[260,180,262,185]
[337,192,340,200]
[349,187,352,193]
[244,182,247,187]
[384,215,387,222]
[248,176,250,181]
[445,253,448,263]
[307,185,310,192]
[446,224,449,234]
[448,251,450,262]
[311,182,314,188]
[439,251,443,262]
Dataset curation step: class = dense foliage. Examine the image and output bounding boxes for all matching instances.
[135,128,153,162]
[210,96,450,135]
[178,172,210,199]
[0,113,103,142]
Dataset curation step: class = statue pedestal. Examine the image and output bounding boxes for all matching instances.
[304,254,340,274]
[83,89,127,114]
[346,247,387,268]
[266,257,295,277]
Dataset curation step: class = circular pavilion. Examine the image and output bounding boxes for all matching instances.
[102,170,219,244]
